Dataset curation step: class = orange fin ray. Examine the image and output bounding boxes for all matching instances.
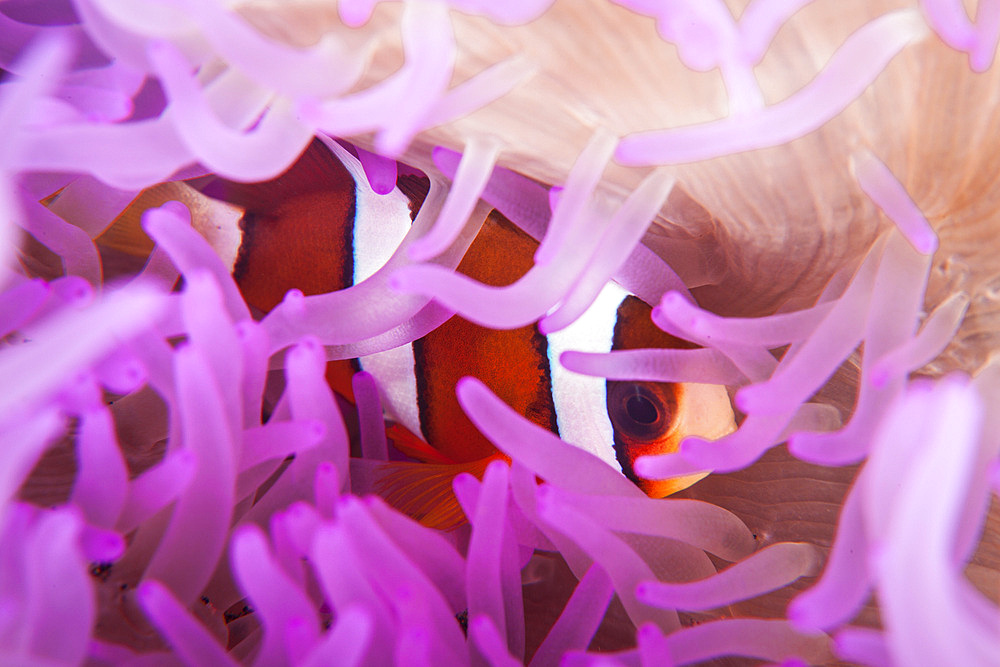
[373,455,507,530]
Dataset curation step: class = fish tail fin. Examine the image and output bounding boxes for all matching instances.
[95,182,189,258]
[373,455,508,531]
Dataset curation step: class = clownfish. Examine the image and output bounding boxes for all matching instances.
[104,138,736,528]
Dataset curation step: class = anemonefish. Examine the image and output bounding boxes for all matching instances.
[103,138,736,528]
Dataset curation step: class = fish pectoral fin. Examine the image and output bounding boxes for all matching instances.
[373,456,505,530]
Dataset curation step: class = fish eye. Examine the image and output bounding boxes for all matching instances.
[625,392,658,425]
[607,381,678,441]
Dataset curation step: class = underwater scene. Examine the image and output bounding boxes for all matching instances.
[1,0,999,665]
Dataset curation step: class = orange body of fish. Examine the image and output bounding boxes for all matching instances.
[105,138,736,528]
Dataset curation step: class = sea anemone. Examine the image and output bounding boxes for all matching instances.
[2,0,999,665]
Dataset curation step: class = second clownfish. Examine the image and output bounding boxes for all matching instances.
[128,138,736,528]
